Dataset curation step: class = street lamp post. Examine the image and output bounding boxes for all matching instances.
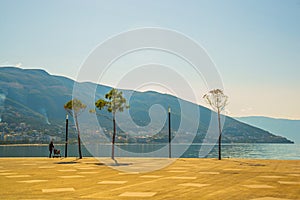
[168,107,171,158]
[65,114,68,158]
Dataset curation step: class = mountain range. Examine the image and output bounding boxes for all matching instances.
[0,67,293,144]
[236,116,300,143]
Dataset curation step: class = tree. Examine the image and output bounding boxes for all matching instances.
[95,88,129,160]
[64,99,87,159]
[203,89,228,160]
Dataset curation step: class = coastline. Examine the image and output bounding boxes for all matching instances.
[1,143,299,160]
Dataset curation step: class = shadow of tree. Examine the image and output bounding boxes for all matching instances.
[54,161,78,164]
[54,158,80,164]
[104,159,133,166]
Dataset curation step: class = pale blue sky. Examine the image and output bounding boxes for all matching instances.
[1,0,300,119]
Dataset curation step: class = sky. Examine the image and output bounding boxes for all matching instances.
[0,0,300,119]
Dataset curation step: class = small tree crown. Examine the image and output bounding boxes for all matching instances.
[95,88,129,114]
[64,98,87,116]
[203,89,228,112]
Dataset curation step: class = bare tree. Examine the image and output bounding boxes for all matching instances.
[203,89,228,160]
[64,99,87,159]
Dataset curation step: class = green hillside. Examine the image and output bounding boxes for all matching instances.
[0,67,293,144]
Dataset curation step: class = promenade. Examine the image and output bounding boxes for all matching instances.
[0,157,299,199]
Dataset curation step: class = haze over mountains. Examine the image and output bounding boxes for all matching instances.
[236,116,300,143]
[0,67,293,144]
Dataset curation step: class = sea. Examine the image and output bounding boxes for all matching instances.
[0,143,299,160]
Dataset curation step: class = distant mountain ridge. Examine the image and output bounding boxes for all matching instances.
[236,116,300,143]
[0,66,293,144]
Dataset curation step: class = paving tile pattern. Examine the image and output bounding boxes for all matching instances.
[0,158,299,199]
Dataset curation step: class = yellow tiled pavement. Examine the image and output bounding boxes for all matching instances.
[0,157,299,199]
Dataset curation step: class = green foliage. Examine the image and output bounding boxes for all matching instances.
[64,99,87,117]
[0,67,293,145]
[64,98,86,159]
[95,88,129,115]
[95,88,129,159]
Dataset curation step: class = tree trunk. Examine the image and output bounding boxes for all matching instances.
[75,115,82,159]
[217,110,222,160]
[65,115,68,158]
[112,115,116,160]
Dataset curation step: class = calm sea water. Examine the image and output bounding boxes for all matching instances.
[0,143,299,160]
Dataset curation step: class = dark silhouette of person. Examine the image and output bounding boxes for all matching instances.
[49,141,54,158]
